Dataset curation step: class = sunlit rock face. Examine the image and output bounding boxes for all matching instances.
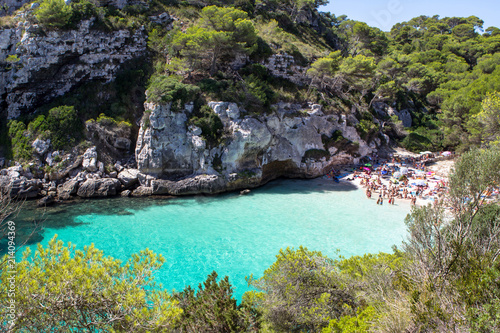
[135,100,377,193]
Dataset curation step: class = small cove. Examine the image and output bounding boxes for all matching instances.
[12,178,411,299]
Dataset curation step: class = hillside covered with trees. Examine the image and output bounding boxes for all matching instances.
[1,0,500,163]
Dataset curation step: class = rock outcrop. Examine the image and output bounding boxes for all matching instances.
[76,178,121,198]
[57,179,79,200]
[135,101,379,195]
[0,18,147,118]
[117,168,140,188]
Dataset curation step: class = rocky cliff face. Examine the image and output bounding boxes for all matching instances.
[0,18,147,118]
[134,101,381,194]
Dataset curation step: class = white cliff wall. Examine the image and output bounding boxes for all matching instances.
[135,101,377,187]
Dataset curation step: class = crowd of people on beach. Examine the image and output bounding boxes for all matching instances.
[329,152,451,207]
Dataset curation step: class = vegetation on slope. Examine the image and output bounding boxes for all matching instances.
[3,0,500,161]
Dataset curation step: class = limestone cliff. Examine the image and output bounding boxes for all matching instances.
[0,18,147,118]
[134,101,381,194]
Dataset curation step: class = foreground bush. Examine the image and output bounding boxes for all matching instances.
[246,246,357,332]
[0,237,181,332]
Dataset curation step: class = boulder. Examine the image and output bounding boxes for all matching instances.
[131,186,153,197]
[82,147,98,172]
[117,168,140,188]
[138,172,156,187]
[32,138,51,155]
[114,162,124,172]
[114,137,131,150]
[388,107,412,128]
[120,189,131,197]
[57,180,80,200]
[76,178,121,198]
[37,194,56,207]
[48,156,83,181]
[6,178,42,198]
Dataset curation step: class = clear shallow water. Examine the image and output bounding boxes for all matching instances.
[15,178,410,299]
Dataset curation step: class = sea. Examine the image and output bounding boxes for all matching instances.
[9,178,411,300]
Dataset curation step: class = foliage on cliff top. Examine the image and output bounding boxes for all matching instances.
[146,75,200,106]
[7,0,500,157]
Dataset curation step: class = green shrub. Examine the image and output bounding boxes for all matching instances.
[7,120,33,161]
[247,246,357,332]
[401,132,434,152]
[93,113,131,129]
[5,54,20,63]
[356,119,378,142]
[189,105,223,146]
[47,105,81,149]
[35,0,73,29]
[147,75,200,108]
[27,115,49,135]
[173,271,258,332]
[323,306,379,333]
[245,74,275,107]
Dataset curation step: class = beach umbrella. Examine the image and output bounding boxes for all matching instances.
[419,151,432,155]
[393,171,402,178]
[400,167,409,174]
[442,151,452,156]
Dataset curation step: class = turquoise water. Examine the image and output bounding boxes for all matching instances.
[16,178,411,299]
